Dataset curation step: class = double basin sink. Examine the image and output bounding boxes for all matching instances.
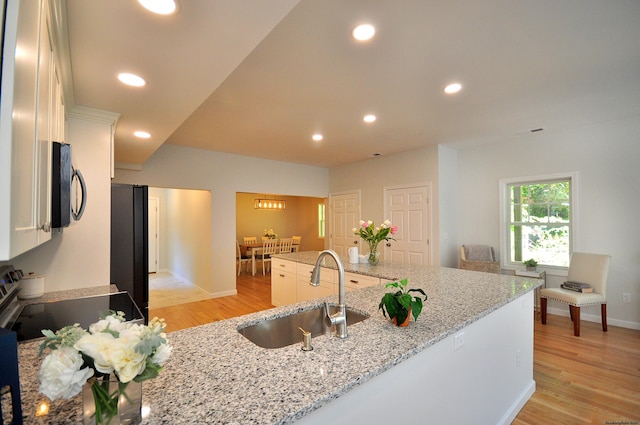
[238,304,369,349]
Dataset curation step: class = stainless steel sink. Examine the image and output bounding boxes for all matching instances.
[238,305,369,349]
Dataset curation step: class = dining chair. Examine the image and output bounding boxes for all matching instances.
[236,240,252,276]
[540,252,611,337]
[261,239,279,275]
[243,236,257,245]
[279,238,294,254]
[292,235,302,251]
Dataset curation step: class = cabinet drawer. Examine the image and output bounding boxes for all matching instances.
[272,258,296,273]
[345,272,380,291]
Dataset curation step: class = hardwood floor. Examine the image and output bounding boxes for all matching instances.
[149,272,273,333]
[149,274,640,423]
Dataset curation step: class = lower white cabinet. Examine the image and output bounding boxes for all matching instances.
[296,263,335,303]
[271,259,297,306]
[271,259,386,306]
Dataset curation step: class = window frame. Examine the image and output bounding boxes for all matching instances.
[499,172,578,272]
[318,203,326,239]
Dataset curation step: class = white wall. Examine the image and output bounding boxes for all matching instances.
[113,144,330,297]
[11,107,117,291]
[455,117,640,329]
[329,145,443,265]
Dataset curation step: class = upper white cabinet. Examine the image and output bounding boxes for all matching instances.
[0,0,65,260]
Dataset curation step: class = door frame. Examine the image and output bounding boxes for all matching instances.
[148,196,159,273]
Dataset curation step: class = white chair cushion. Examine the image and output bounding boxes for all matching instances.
[541,287,606,307]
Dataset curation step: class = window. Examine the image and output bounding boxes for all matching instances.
[318,203,326,238]
[501,174,576,268]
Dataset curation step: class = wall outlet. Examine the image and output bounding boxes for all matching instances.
[454,332,465,351]
[623,293,631,303]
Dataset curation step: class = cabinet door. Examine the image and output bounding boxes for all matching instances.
[1,0,42,258]
[36,0,54,242]
[271,269,296,307]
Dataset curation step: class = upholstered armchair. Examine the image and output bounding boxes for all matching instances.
[459,245,500,274]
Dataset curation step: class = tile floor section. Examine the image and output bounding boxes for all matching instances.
[148,272,211,308]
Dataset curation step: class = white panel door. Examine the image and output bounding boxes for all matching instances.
[329,192,360,256]
[385,185,431,265]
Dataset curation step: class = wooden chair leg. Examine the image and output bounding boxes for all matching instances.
[540,297,547,324]
[569,305,574,321]
[601,303,608,332]
[570,305,581,336]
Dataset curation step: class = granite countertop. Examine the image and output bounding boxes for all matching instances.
[16,255,542,424]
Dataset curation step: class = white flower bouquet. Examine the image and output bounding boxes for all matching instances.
[38,311,172,423]
[263,229,277,239]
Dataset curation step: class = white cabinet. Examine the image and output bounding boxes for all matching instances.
[272,259,385,306]
[271,259,297,306]
[345,272,380,292]
[0,0,63,260]
[296,263,335,302]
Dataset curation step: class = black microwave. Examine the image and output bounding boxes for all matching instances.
[52,142,86,228]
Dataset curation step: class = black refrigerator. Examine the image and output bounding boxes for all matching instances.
[110,184,149,323]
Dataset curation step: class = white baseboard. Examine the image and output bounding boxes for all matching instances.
[498,380,536,425]
[547,307,640,330]
[210,289,237,298]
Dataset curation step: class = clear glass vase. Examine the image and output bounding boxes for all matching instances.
[367,241,380,265]
[82,376,142,425]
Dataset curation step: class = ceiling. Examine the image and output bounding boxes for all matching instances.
[66,0,640,168]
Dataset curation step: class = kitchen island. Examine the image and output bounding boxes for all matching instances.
[15,253,542,424]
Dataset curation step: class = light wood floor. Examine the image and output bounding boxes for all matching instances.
[149,273,640,424]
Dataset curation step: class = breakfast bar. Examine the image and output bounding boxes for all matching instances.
[14,253,542,424]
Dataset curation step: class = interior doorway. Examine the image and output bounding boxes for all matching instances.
[147,187,213,308]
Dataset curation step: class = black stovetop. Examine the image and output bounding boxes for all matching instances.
[10,292,144,341]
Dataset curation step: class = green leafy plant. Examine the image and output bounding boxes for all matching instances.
[378,278,427,326]
[523,258,538,267]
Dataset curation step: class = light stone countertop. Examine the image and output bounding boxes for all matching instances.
[15,253,542,424]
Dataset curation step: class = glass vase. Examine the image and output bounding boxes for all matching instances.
[82,376,142,425]
[367,242,380,265]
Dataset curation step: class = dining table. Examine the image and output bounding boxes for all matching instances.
[241,241,300,275]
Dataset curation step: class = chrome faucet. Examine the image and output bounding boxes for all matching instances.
[310,249,347,339]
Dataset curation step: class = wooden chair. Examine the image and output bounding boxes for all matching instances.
[279,238,294,254]
[459,245,500,274]
[261,239,279,275]
[292,235,302,251]
[243,236,257,245]
[236,240,252,275]
[541,252,611,337]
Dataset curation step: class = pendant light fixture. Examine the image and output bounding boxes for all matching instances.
[254,197,286,210]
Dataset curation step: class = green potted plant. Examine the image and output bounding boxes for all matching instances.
[378,278,427,327]
[523,258,538,271]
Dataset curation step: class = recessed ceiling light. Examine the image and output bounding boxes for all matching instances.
[363,114,376,123]
[138,0,177,15]
[312,134,323,142]
[444,83,462,94]
[352,24,375,41]
[118,73,146,87]
[134,131,151,139]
